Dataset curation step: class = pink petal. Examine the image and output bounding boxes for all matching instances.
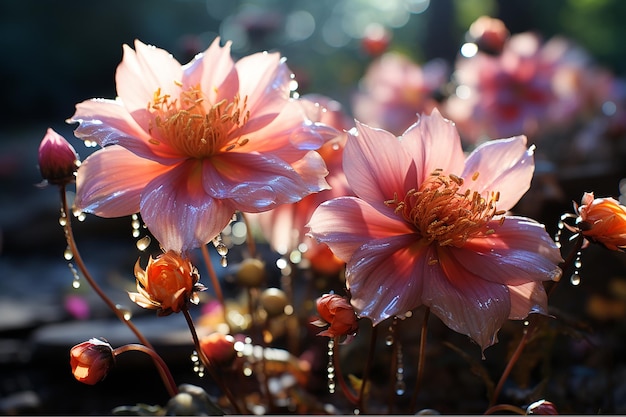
[235,51,292,117]
[115,40,184,133]
[307,197,413,262]
[400,108,466,180]
[345,121,414,210]
[202,152,325,212]
[140,160,234,253]
[70,98,183,164]
[459,216,563,284]
[461,135,534,211]
[507,281,548,319]
[347,235,428,324]
[75,146,171,217]
[184,38,239,104]
[425,248,511,351]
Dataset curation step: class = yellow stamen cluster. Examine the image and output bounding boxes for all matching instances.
[385,169,505,247]
[148,83,250,158]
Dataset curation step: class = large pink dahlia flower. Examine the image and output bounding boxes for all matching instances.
[307,109,563,350]
[69,38,332,253]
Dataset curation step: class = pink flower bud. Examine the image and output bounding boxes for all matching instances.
[526,399,558,415]
[38,128,79,186]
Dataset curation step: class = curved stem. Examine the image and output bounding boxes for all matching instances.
[410,307,430,413]
[182,307,244,414]
[357,325,377,413]
[240,213,257,259]
[113,344,178,397]
[332,336,359,405]
[200,244,226,321]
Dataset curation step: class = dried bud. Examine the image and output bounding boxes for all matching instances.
[69,338,114,385]
[526,399,558,415]
[260,288,289,318]
[199,333,236,366]
[574,192,626,251]
[38,128,79,186]
[236,258,266,287]
[129,250,205,316]
[313,293,358,339]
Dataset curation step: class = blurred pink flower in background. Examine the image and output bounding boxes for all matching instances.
[352,52,448,136]
[445,28,590,145]
[308,109,563,351]
[248,94,354,275]
[69,38,334,253]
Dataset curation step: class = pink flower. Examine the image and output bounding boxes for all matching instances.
[69,38,332,253]
[247,94,353,275]
[445,32,589,144]
[352,52,448,136]
[307,109,563,351]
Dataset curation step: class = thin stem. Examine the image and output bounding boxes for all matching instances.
[410,307,430,413]
[113,344,178,397]
[547,233,585,297]
[240,213,257,259]
[60,186,178,399]
[200,244,226,321]
[181,307,244,414]
[332,336,359,405]
[357,325,377,413]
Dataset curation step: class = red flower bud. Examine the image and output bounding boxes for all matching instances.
[467,16,510,55]
[69,338,114,385]
[38,128,79,186]
[313,294,358,339]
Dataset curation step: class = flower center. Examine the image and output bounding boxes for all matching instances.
[148,83,250,158]
[385,169,504,247]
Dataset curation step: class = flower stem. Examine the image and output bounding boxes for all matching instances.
[357,325,377,413]
[240,213,257,259]
[113,344,178,397]
[200,244,226,321]
[409,307,430,413]
[59,186,179,398]
[332,336,359,405]
[181,307,243,414]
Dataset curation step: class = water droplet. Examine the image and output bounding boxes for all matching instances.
[131,219,141,229]
[136,236,151,251]
[216,242,228,256]
[243,363,253,377]
[557,220,564,229]
[132,229,140,238]
[116,304,132,320]
[574,258,582,269]
[395,381,406,395]
[570,271,581,286]
[64,246,74,260]
[221,256,228,267]
[385,335,394,346]
[58,216,67,226]
[72,279,80,289]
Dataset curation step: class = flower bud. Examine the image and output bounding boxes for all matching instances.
[69,338,114,385]
[129,250,205,316]
[313,293,358,339]
[467,16,509,55]
[574,192,626,251]
[38,128,79,186]
[199,333,236,366]
[526,399,558,415]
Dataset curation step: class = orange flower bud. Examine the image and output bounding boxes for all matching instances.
[313,294,358,339]
[199,333,236,366]
[129,250,205,316]
[574,192,626,251]
[38,128,80,186]
[69,338,114,385]
[526,399,558,415]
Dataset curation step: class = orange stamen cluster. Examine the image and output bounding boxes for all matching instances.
[148,83,250,158]
[385,169,504,247]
